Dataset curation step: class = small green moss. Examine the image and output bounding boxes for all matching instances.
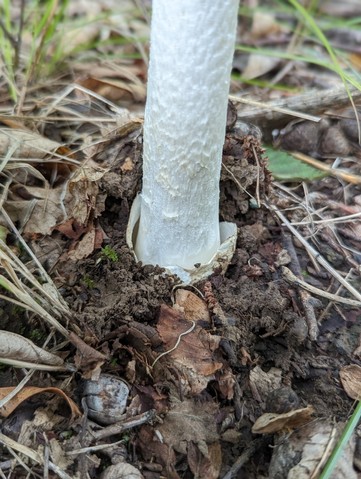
[82,275,95,289]
[100,245,119,263]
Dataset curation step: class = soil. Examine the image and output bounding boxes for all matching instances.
[9,121,356,478]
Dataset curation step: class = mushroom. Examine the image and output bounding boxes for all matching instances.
[128,0,239,283]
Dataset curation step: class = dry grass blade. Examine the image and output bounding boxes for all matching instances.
[0,432,72,479]
[0,274,69,337]
[0,239,69,316]
[229,94,321,123]
[291,152,361,185]
[269,203,361,303]
[0,370,34,410]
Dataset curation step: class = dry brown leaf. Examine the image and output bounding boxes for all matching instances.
[67,226,105,260]
[0,129,61,158]
[242,54,281,80]
[340,364,361,400]
[175,289,210,323]
[0,331,63,367]
[252,405,314,434]
[80,77,146,103]
[156,397,221,478]
[157,305,222,395]
[249,366,282,399]
[215,368,236,400]
[100,463,144,479]
[137,425,180,479]
[187,440,222,479]
[67,164,106,225]
[5,184,70,236]
[70,332,106,379]
[0,386,81,419]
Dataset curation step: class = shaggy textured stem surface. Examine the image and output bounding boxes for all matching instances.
[135,0,239,269]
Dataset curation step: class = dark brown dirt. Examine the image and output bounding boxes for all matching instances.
[1,122,359,479]
[47,124,359,478]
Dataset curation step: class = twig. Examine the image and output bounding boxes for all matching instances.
[282,267,361,308]
[291,151,361,185]
[282,233,320,340]
[91,410,156,441]
[232,84,361,141]
[269,203,361,302]
[0,433,72,479]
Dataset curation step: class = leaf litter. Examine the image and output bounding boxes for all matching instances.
[0,1,361,478]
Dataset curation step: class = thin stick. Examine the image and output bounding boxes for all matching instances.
[282,267,361,307]
[269,204,361,302]
[92,410,156,441]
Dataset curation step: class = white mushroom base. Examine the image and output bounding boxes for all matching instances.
[126,195,237,284]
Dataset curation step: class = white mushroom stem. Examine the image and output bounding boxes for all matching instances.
[134,0,239,270]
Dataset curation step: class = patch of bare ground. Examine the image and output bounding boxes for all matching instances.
[23,120,354,478]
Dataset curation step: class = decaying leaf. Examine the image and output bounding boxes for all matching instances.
[156,398,221,479]
[249,365,282,400]
[175,289,210,323]
[70,332,106,379]
[252,405,314,434]
[0,129,61,158]
[157,305,223,395]
[0,386,81,419]
[5,184,70,236]
[269,419,357,479]
[0,331,64,368]
[242,54,280,80]
[100,463,144,479]
[340,364,361,400]
[137,425,179,479]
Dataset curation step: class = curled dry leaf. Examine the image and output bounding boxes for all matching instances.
[0,331,63,367]
[340,364,361,400]
[252,405,314,434]
[0,386,81,419]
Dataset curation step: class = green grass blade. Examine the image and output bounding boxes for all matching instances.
[319,401,361,479]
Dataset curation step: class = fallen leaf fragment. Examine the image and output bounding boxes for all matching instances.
[175,289,210,323]
[70,332,106,379]
[269,420,357,479]
[0,386,81,419]
[0,331,63,367]
[252,405,314,434]
[0,129,61,158]
[137,425,180,479]
[100,462,144,479]
[157,305,222,395]
[249,366,282,400]
[340,364,361,400]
